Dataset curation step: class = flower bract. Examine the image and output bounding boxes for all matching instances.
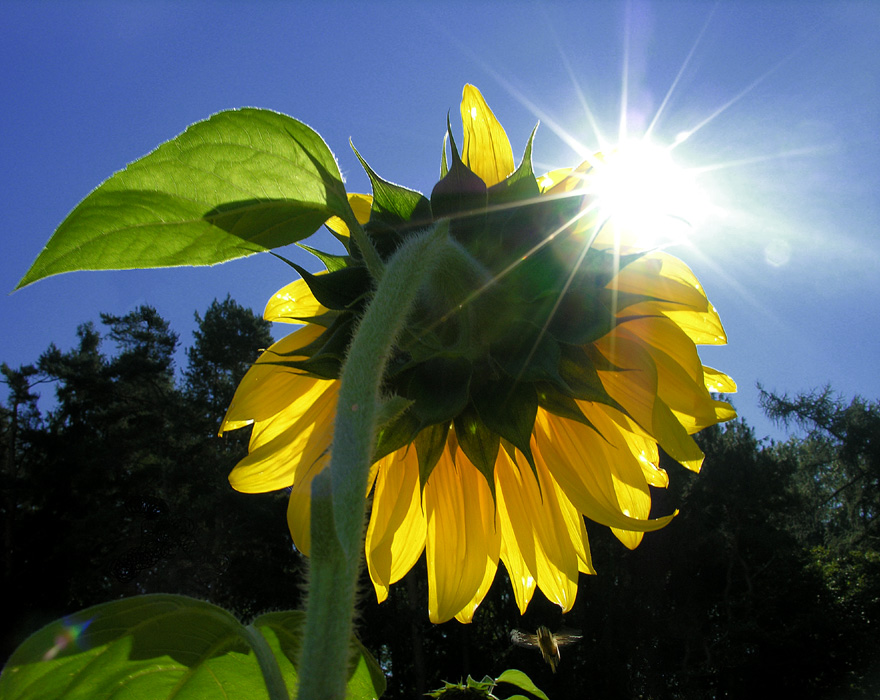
[221,85,735,623]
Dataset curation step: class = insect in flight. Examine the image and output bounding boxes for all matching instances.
[510,626,582,673]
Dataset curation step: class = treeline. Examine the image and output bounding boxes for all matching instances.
[0,299,298,661]
[2,300,878,699]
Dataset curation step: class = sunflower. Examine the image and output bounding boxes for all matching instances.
[220,85,735,623]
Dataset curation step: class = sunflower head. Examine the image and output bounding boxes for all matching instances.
[270,86,670,493]
[224,84,735,623]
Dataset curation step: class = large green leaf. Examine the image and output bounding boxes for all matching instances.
[17,109,351,289]
[495,669,549,700]
[0,594,385,700]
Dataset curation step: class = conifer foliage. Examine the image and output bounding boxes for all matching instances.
[2,306,878,697]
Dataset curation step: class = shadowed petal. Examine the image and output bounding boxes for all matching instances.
[286,453,330,555]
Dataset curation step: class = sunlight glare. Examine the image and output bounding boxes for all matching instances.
[589,140,709,249]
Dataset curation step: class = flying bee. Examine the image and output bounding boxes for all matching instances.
[510,626,582,673]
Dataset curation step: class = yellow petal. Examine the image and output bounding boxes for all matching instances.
[288,450,379,564]
[225,372,327,443]
[323,192,373,238]
[545,159,593,194]
[662,307,727,346]
[599,409,669,489]
[531,457,584,610]
[494,452,542,612]
[613,254,710,311]
[220,325,326,431]
[460,85,514,187]
[613,253,728,345]
[495,444,590,607]
[534,409,674,536]
[537,167,574,192]
[453,555,499,623]
[285,454,330,556]
[264,278,328,324]
[616,318,726,433]
[595,333,705,469]
[703,366,737,393]
[500,540,536,615]
[618,317,706,389]
[365,448,427,600]
[714,401,738,423]
[228,381,337,493]
[496,448,590,610]
[425,443,500,623]
[611,528,644,549]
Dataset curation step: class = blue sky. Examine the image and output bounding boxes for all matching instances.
[2,1,878,442]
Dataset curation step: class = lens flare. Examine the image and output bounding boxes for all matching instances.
[41,618,93,661]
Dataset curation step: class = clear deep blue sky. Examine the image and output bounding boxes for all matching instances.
[3,1,878,442]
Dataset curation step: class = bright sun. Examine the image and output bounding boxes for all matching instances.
[587,139,709,250]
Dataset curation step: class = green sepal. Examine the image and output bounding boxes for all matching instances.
[440,130,449,178]
[498,439,542,500]
[557,343,626,413]
[266,314,356,379]
[535,381,598,431]
[486,124,541,205]
[376,394,415,433]
[295,244,350,273]
[542,251,658,345]
[352,144,433,229]
[583,249,645,288]
[473,381,538,474]
[583,342,628,372]
[492,321,563,385]
[18,109,351,290]
[430,119,488,221]
[373,409,421,463]
[259,359,340,381]
[273,309,341,329]
[415,421,451,488]
[291,263,370,311]
[453,403,499,498]
[394,357,473,428]
[546,289,620,346]
[270,314,352,359]
[608,290,679,313]
[500,437,519,464]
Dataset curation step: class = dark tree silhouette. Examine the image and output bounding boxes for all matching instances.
[1,301,297,664]
[3,308,879,699]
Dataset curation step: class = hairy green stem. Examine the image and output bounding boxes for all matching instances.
[344,210,385,281]
[241,623,291,700]
[297,223,450,700]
